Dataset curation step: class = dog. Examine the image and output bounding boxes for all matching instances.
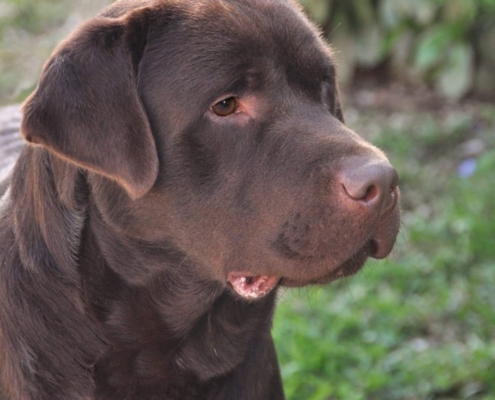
[0,0,401,398]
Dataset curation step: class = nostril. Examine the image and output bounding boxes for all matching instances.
[342,182,379,203]
[362,184,379,203]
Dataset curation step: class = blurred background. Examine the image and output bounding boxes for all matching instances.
[0,0,494,399]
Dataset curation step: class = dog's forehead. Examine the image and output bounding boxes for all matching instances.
[139,0,335,100]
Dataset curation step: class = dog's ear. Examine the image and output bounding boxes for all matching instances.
[21,8,158,200]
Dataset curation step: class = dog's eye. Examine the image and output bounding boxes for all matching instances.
[212,97,238,116]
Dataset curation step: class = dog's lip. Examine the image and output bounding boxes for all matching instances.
[280,242,371,287]
[227,220,396,294]
[369,188,401,259]
[227,272,280,300]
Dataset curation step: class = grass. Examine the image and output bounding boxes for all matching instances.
[273,99,495,399]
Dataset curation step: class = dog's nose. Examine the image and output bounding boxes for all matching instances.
[341,159,399,212]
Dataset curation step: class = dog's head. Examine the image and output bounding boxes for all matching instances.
[21,0,400,299]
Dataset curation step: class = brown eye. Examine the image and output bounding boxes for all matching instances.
[212,97,238,116]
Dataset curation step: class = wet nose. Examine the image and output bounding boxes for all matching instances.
[341,159,399,212]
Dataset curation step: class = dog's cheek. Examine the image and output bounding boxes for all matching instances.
[176,125,220,191]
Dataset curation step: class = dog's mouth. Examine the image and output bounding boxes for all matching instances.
[227,273,280,300]
[227,212,399,300]
[227,249,367,300]
[227,239,373,299]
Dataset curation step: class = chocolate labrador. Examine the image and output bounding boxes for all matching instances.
[0,0,400,398]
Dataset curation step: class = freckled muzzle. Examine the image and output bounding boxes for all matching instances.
[222,120,401,299]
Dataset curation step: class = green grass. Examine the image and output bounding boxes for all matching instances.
[273,104,495,399]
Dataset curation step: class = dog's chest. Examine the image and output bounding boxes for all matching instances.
[79,227,276,397]
[91,292,276,398]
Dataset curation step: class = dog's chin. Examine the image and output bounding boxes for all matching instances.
[227,241,376,299]
[281,245,370,287]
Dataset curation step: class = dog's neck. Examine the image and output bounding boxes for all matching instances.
[8,147,277,396]
[5,147,105,397]
[11,147,87,277]
[81,187,278,394]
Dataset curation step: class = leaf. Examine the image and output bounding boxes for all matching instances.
[413,0,437,25]
[415,26,453,70]
[355,24,384,67]
[379,0,413,27]
[442,0,477,25]
[437,42,474,99]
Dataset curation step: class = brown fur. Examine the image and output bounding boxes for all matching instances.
[0,0,400,399]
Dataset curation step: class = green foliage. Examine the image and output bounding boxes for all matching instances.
[0,0,67,35]
[302,0,495,99]
[0,0,109,105]
[273,107,495,399]
[0,0,64,103]
[1,0,494,102]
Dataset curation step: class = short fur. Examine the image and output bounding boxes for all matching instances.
[0,0,400,399]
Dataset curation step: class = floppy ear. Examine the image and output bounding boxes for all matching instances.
[21,8,158,199]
